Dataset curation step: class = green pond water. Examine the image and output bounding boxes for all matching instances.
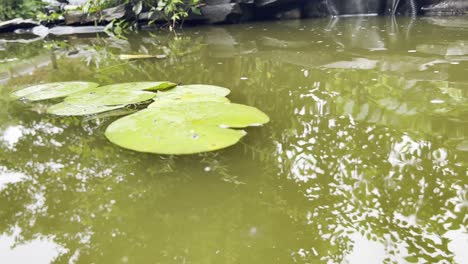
[0,16,467,263]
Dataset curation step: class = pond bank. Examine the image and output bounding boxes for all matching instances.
[0,0,467,36]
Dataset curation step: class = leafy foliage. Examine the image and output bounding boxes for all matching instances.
[145,0,201,28]
[0,0,44,20]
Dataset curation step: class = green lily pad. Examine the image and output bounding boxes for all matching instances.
[47,102,125,116]
[65,90,156,106]
[149,94,230,108]
[105,102,269,154]
[11,82,99,101]
[113,81,177,92]
[64,82,177,106]
[148,84,231,107]
[156,84,230,98]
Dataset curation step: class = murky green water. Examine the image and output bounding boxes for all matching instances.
[0,16,467,263]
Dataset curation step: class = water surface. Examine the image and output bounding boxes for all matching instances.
[0,16,467,263]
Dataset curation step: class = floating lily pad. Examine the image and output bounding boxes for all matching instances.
[149,94,230,108]
[65,89,156,106]
[157,84,230,97]
[116,81,177,92]
[11,82,99,101]
[105,102,269,154]
[149,84,231,107]
[64,82,173,106]
[47,102,124,116]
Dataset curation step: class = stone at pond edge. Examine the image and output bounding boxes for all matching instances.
[200,3,243,24]
[48,26,107,36]
[64,4,134,25]
[105,102,269,155]
[12,82,99,101]
[0,19,40,33]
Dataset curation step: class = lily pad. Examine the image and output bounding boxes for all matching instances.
[118,81,177,92]
[105,102,269,154]
[149,84,231,107]
[65,89,156,106]
[11,82,99,101]
[63,81,175,107]
[47,102,124,116]
[156,84,230,97]
[149,94,230,108]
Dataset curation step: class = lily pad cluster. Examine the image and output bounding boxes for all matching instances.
[12,81,269,154]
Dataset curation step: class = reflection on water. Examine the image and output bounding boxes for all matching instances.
[0,16,467,263]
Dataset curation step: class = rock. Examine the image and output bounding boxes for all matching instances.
[44,0,66,12]
[326,0,386,15]
[255,0,298,8]
[48,26,106,35]
[32,26,50,38]
[64,10,86,24]
[68,0,87,4]
[204,0,231,4]
[138,11,165,22]
[64,4,131,25]
[63,5,80,10]
[138,10,205,24]
[422,16,468,28]
[0,19,40,33]
[274,7,302,19]
[422,0,468,16]
[303,0,330,18]
[101,4,133,21]
[200,3,243,23]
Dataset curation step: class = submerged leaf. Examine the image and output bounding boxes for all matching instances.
[47,102,124,116]
[105,102,269,154]
[12,82,99,101]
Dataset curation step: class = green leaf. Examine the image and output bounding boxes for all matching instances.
[105,102,269,154]
[149,94,230,108]
[47,102,124,116]
[148,84,231,107]
[64,82,176,106]
[156,84,230,97]
[11,82,99,101]
[65,89,156,106]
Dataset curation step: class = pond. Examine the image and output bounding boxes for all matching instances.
[0,16,467,263]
